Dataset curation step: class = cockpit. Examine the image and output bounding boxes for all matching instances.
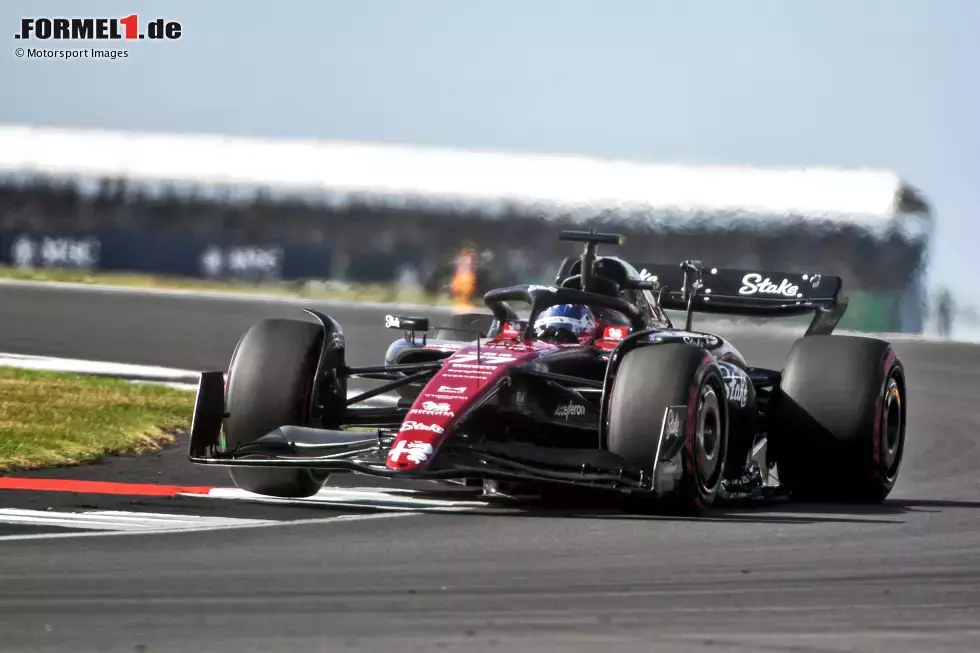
[552,254,671,328]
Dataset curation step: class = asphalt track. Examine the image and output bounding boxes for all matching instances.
[2,281,980,652]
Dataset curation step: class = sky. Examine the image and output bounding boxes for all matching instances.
[2,0,978,305]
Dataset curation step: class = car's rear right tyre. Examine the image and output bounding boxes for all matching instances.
[771,335,907,503]
[223,318,332,498]
[606,343,729,515]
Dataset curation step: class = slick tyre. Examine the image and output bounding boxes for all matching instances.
[607,344,729,515]
[771,335,907,503]
[223,318,328,498]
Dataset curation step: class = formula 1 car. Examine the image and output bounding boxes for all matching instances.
[188,230,907,514]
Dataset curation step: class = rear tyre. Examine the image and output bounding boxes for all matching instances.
[223,318,331,498]
[771,335,907,503]
[607,344,729,515]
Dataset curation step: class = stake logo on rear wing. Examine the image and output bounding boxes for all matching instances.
[635,264,839,302]
[631,262,846,335]
[737,273,807,298]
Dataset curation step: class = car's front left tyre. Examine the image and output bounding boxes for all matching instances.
[223,318,335,498]
[606,343,729,515]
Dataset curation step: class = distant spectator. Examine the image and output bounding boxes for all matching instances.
[450,242,478,308]
[937,288,954,338]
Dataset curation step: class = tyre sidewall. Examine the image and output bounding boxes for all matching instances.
[774,335,906,502]
[607,344,729,513]
[224,319,330,498]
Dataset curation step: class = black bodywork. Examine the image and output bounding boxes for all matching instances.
[188,230,849,501]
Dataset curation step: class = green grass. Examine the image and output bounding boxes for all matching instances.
[0,367,195,473]
[0,265,459,306]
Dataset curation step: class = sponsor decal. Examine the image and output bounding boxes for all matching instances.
[514,388,527,408]
[738,273,802,298]
[11,234,101,270]
[528,285,558,293]
[604,326,627,340]
[399,420,445,434]
[655,405,688,491]
[665,408,680,439]
[384,315,401,329]
[437,386,466,394]
[799,272,823,289]
[718,362,749,408]
[410,409,453,417]
[387,440,435,464]
[501,322,521,337]
[410,401,454,418]
[554,402,586,420]
[424,393,467,401]
[653,333,718,348]
[200,245,283,280]
[637,269,661,288]
[492,341,552,353]
[448,364,495,372]
[659,405,687,451]
[450,352,516,366]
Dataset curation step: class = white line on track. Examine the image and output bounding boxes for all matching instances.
[0,508,276,531]
[0,352,202,382]
[0,352,400,403]
[181,486,491,511]
[0,510,414,543]
[0,486,481,544]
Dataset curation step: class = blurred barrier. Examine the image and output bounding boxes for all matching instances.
[0,229,332,282]
[0,125,937,333]
[0,226,919,333]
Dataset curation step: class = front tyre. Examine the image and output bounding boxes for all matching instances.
[223,318,332,498]
[607,344,729,515]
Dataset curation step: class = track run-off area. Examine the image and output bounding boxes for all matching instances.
[1,279,979,652]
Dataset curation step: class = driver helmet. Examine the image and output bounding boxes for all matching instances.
[533,304,598,343]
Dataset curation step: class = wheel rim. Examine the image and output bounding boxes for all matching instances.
[881,375,904,479]
[696,384,722,483]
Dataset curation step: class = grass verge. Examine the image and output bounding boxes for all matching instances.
[0,265,459,306]
[0,367,194,473]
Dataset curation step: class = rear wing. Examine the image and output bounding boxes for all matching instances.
[631,261,847,335]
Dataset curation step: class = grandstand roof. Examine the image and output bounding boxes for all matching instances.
[0,124,931,240]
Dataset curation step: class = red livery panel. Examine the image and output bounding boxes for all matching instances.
[386,338,558,470]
